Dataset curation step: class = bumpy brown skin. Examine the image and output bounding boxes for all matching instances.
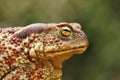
[0,22,89,80]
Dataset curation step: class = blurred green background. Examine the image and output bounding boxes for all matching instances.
[0,0,120,80]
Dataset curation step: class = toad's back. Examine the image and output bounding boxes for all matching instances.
[0,23,89,80]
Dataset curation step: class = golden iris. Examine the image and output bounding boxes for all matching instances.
[61,27,72,37]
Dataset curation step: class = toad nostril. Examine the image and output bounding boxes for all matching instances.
[80,33,83,37]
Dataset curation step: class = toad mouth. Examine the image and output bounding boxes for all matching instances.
[46,46,88,57]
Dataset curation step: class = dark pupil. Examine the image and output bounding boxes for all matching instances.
[63,29,71,32]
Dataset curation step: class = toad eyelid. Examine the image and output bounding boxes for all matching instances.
[56,23,73,31]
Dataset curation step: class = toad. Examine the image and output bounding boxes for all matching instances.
[0,22,89,80]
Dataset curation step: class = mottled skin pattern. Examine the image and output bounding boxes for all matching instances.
[0,23,89,80]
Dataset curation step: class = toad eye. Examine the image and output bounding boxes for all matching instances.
[58,27,72,40]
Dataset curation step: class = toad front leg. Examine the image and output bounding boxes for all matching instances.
[3,61,60,80]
